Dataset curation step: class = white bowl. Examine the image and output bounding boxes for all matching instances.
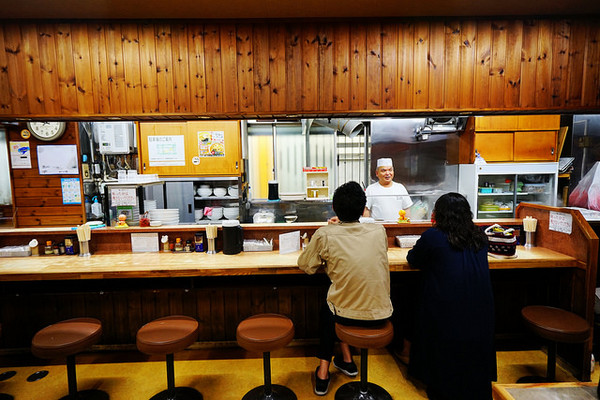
[149,220,162,226]
[197,188,212,197]
[213,187,227,197]
[228,186,239,197]
[285,215,298,223]
[206,207,223,220]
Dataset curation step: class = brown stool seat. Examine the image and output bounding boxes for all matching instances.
[521,306,591,343]
[137,315,199,356]
[335,320,394,350]
[236,313,294,354]
[334,321,394,400]
[136,315,201,400]
[236,314,296,400]
[519,305,591,383]
[31,318,107,400]
[32,318,102,359]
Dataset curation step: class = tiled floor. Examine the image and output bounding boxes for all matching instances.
[0,344,598,399]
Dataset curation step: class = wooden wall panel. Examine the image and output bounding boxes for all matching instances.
[268,24,286,112]
[0,18,599,119]
[7,122,85,227]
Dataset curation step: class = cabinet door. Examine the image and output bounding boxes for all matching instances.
[474,132,514,162]
[517,115,560,130]
[187,121,241,176]
[474,116,519,131]
[514,131,557,161]
[139,122,190,176]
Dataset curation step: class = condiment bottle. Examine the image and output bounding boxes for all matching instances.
[184,240,192,252]
[44,241,53,255]
[194,232,205,252]
[58,242,66,255]
[174,237,183,252]
[65,236,75,255]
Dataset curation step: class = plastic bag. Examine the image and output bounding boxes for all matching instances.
[569,162,600,211]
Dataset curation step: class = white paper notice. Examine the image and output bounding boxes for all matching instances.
[9,141,31,169]
[147,135,186,166]
[37,145,79,175]
[110,188,137,206]
[131,233,159,253]
[549,211,572,234]
[279,231,300,254]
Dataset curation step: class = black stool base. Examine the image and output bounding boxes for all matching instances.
[58,389,109,400]
[0,371,16,382]
[149,387,202,400]
[242,384,297,400]
[335,382,392,400]
[0,394,14,400]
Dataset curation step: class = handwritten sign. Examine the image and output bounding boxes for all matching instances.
[110,188,137,206]
[549,211,572,235]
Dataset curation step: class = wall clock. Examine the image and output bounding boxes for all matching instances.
[26,121,67,142]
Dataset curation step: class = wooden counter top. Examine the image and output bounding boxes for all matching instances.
[0,246,578,282]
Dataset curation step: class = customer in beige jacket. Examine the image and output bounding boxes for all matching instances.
[297,181,393,396]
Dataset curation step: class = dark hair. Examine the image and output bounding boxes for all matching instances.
[433,192,487,251]
[332,181,366,222]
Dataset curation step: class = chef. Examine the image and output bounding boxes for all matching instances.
[364,158,412,221]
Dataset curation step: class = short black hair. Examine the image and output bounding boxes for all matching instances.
[332,181,366,222]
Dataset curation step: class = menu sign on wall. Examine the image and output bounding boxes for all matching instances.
[197,130,225,157]
[147,135,186,166]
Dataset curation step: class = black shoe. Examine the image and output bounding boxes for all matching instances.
[314,366,330,396]
[333,356,358,377]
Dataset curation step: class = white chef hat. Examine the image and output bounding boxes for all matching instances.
[376,158,393,168]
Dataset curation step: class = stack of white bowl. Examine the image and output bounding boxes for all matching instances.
[148,208,179,225]
[223,206,239,220]
[207,207,223,221]
[227,185,239,198]
[213,187,227,197]
[197,185,212,197]
[194,209,204,223]
[143,199,157,211]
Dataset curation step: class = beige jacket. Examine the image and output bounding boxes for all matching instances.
[297,222,393,320]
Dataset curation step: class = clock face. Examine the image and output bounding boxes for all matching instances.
[27,121,67,141]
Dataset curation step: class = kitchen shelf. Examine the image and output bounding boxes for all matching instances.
[194,196,239,200]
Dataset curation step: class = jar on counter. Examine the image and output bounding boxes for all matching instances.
[184,240,192,252]
[58,242,66,255]
[174,238,184,252]
[194,232,205,253]
[44,241,53,255]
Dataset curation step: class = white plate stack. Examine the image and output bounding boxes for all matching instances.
[143,200,157,211]
[148,209,179,225]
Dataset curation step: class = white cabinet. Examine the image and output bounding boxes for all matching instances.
[458,163,558,219]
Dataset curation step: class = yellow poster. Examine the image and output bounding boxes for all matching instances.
[197,130,225,157]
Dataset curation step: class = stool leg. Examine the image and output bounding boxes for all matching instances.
[359,348,369,394]
[263,352,272,396]
[547,341,557,381]
[66,354,77,398]
[166,353,175,396]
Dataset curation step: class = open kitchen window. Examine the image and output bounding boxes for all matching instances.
[246,119,369,200]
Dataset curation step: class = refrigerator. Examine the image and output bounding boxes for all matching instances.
[459,162,558,220]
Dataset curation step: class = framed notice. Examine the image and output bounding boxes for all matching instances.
[37,145,79,175]
[147,135,186,166]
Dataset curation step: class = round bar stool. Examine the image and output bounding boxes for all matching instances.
[519,305,591,382]
[0,324,15,400]
[236,314,296,400]
[334,320,394,400]
[136,315,201,400]
[31,317,107,400]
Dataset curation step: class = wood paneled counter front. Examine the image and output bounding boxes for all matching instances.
[0,246,580,282]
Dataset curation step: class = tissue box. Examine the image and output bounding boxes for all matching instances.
[0,245,32,257]
[395,235,420,248]
[243,240,273,252]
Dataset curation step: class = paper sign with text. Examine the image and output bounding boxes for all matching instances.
[549,211,572,234]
